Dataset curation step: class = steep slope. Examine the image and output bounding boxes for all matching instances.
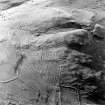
[0,0,105,105]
